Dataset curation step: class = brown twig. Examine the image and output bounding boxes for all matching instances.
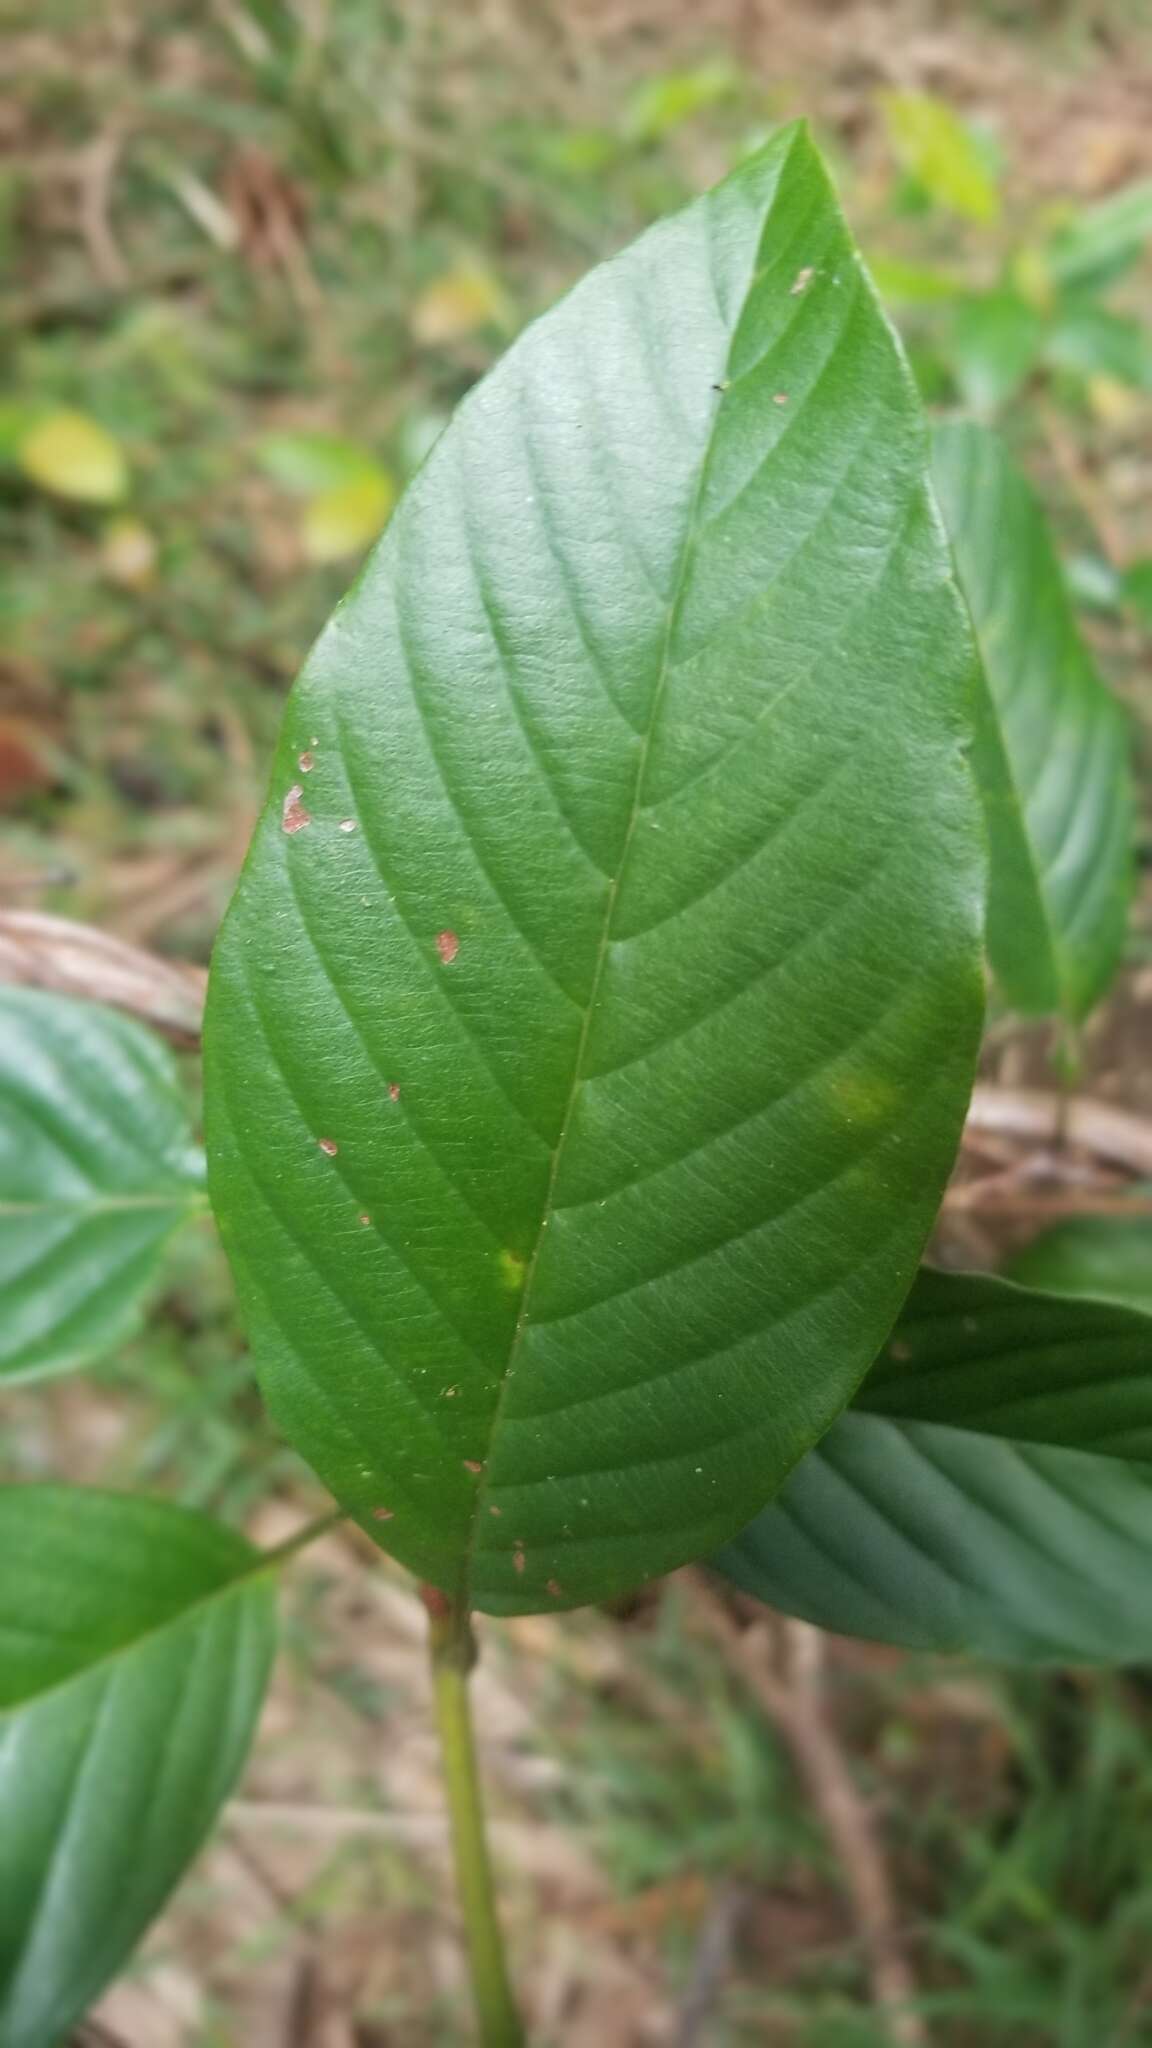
[945,1186,1152,1216]
[76,128,129,290]
[673,1881,751,2048]
[966,1084,1152,1179]
[0,912,206,1044]
[687,1574,928,2046]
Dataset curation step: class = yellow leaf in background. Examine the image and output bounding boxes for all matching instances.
[410,263,510,346]
[19,409,128,505]
[1010,243,1056,314]
[881,91,1000,224]
[302,472,395,563]
[101,516,158,589]
[1087,375,1146,428]
[258,431,380,495]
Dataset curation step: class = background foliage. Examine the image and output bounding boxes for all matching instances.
[3,1,1152,2042]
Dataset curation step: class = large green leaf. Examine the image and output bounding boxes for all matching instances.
[0,989,205,1383]
[0,1489,276,2047]
[205,124,984,1616]
[932,421,1134,1021]
[715,1270,1152,1661]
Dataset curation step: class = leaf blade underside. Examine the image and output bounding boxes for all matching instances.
[715,1270,1152,1662]
[0,989,206,1383]
[0,1489,276,2048]
[205,125,985,1614]
[932,420,1134,1022]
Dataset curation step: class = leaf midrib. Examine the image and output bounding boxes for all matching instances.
[461,161,791,1598]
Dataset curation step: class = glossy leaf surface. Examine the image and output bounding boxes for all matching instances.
[933,421,1134,1021]
[206,126,984,1615]
[0,1489,276,2047]
[0,990,206,1382]
[715,1270,1152,1661]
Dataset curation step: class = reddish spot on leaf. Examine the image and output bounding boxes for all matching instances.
[546,1579,563,1599]
[317,1137,339,1156]
[773,392,789,405]
[282,784,312,833]
[513,1550,525,1575]
[419,1583,452,1622]
[462,1459,484,1474]
[388,1082,400,1102]
[358,1212,372,1226]
[790,265,814,295]
[371,1506,394,1522]
[436,929,459,965]
[298,750,315,773]
[489,1505,502,1516]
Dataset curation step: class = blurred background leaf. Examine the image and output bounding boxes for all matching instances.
[409,260,512,344]
[19,410,128,505]
[1046,177,1152,291]
[300,470,395,561]
[880,90,1000,222]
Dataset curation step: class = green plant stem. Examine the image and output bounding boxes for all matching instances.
[425,1589,524,2047]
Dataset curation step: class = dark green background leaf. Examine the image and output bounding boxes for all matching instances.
[206,125,984,1615]
[861,1267,1152,1456]
[0,990,206,1383]
[0,1489,276,2048]
[715,1270,1152,1661]
[933,421,1134,1021]
[1005,1216,1152,1314]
